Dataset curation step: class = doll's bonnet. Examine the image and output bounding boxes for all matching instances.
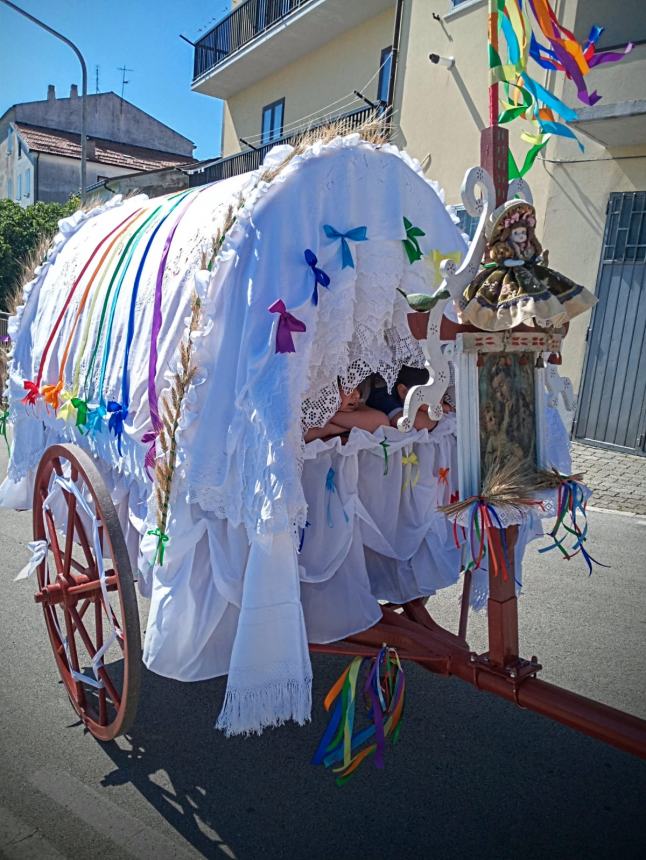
[486,200,537,244]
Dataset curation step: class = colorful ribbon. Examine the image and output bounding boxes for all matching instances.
[82,202,167,431]
[312,646,405,786]
[0,408,10,454]
[401,451,419,491]
[21,208,143,407]
[323,224,367,269]
[298,520,311,553]
[304,248,330,306]
[146,189,204,465]
[450,497,514,581]
[119,190,193,447]
[325,467,349,528]
[491,0,632,176]
[268,299,306,354]
[107,400,128,456]
[147,527,169,566]
[538,478,607,575]
[380,439,390,476]
[402,217,425,264]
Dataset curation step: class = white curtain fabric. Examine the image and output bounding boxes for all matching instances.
[0,134,571,735]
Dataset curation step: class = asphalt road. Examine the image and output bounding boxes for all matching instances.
[0,446,645,860]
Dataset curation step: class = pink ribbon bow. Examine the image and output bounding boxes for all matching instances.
[269,299,306,354]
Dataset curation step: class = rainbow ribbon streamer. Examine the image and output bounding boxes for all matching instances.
[538,478,608,575]
[312,646,405,786]
[490,0,632,176]
[450,496,538,585]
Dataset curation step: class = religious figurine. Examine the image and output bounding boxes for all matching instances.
[458,200,597,331]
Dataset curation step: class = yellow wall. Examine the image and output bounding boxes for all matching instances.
[395,0,646,392]
[222,8,394,154]
[219,0,646,394]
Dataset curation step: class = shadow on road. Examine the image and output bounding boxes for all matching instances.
[97,656,646,860]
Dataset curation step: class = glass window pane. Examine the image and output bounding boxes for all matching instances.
[378,47,392,103]
[272,101,283,140]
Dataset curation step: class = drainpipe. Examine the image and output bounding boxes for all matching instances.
[385,0,405,127]
[34,151,39,202]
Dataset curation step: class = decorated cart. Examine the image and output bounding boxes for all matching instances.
[2,1,644,776]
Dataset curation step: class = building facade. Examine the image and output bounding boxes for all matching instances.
[190,0,646,453]
[0,87,196,205]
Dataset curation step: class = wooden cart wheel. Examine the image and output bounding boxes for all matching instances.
[32,443,141,741]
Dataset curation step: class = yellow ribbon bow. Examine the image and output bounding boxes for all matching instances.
[401,451,419,492]
[56,390,78,424]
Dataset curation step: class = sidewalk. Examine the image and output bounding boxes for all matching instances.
[571,441,646,515]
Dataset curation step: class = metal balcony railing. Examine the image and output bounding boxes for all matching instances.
[189,104,386,186]
[193,0,314,81]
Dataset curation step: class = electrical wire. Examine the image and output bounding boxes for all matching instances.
[538,153,646,165]
[233,52,394,147]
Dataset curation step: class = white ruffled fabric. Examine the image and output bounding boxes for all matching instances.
[1,134,569,736]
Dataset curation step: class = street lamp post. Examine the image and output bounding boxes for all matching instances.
[0,0,88,203]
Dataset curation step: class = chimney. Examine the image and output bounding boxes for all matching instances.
[70,84,78,99]
[86,139,96,160]
[47,84,56,101]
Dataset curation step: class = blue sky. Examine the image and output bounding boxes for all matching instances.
[0,0,230,159]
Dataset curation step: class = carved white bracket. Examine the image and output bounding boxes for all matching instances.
[545,360,576,413]
[398,166,496,432]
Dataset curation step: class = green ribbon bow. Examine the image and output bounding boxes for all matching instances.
[0,408,10,455]
[71,398,89,432]
[147,527,169,565]
[380,439,390,476]
[402,217,425,264]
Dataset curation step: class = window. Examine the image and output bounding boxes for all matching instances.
[18,139,22,159]
[7,127,13,155]
[24,169,31,196]
[261,98,285,145]
[454,205,479,240]
[7,178,13,200]
[378,46,393,104]
[17,174,22,200]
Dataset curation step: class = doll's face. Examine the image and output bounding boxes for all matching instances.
[511,226,527,244]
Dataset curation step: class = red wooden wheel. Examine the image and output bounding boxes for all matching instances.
[32,444,141,741]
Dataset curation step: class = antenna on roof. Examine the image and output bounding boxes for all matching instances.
[117,64,134,106]
[95,64,100,94]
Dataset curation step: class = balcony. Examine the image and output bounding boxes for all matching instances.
[188,104,384,186]
[192,0,395,99]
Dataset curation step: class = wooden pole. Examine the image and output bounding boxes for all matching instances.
[482,0,509,207]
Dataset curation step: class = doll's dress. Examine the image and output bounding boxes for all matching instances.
[458,255,597,331]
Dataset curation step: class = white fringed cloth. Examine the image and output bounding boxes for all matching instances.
[0,134,569,735]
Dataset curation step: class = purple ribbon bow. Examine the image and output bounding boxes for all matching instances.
[304,249,330,306]
[141,430,157,479]
[268,299,306,354]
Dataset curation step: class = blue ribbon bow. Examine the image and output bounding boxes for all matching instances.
[325,467,349,528]
[107,400,128,456]
[86,402,107,435]
[323,224,367,269]
[304,249,330,306]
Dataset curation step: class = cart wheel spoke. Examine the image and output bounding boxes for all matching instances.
[33,444,141,741]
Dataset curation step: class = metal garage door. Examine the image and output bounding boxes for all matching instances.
[574,191,646,454]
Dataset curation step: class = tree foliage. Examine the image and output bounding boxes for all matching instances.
[0,197,80,311]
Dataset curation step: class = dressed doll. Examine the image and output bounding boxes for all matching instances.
[458,200,597,331]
